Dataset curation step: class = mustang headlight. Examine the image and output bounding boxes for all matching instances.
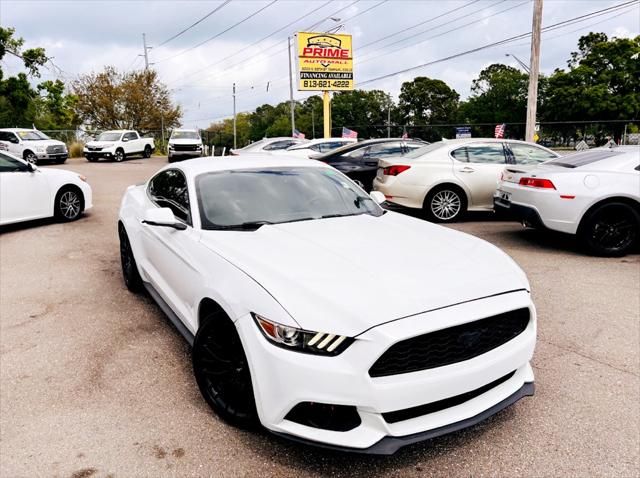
[252,313,353,356]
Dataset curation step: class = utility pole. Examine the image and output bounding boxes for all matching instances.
[311,108,316,139]
[232,82,237,150]
[287,36,296,136]
[525,0,543,142]
[141,33,150,70]
[387,106,391,138]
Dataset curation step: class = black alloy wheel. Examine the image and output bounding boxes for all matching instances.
[580,202,639,257]
[193,312,259,429]
[24,151,38,165]
[55,187,83,221]
[114,149,125,162]
[143,145,152,158]
[119,226,143,292]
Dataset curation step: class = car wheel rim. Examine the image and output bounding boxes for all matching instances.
[194,321,254,419]
[60,191,81,219]
[591,208,636,251]
[116,151,123,161]
[26,154,37,164]
[431,190,461,220]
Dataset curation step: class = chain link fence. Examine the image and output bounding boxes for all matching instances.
[39,120,638,158]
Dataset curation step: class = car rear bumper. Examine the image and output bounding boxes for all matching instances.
[237,289,536,453]
[494,199,546,229]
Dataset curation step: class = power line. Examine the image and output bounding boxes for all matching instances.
[155,0,279,64]
[154,0,232,48]
[170,0,364,87]
[358,0,639,86]
[173,0,333,81]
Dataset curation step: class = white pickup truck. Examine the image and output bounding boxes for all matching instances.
[84,130,154,162]
[0,128,69,165]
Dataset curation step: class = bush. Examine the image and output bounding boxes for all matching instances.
[68,141,84,158]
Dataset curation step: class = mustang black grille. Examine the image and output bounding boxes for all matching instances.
[382,370,516,423]
[369,308,530,378]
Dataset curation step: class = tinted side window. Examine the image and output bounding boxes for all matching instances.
[264,140,296,151]
[0,152,28,172]
[0,132,19,143]
[124,132,137,141]
[366,142,404,158]
[509,143,557,164]
[148,170,191,223]
[451,147,468,162]
[465,144,506,164]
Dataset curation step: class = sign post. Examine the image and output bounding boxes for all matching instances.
[296,32,354,138]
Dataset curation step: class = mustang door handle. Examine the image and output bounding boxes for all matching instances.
[458,167,475,173]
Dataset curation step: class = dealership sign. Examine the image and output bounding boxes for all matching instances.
[296,32,354,91]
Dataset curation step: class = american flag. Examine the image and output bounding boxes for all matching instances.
[401,127,409,139]
[342,127,358,139]
[494,123,506,139]
[293,129,305,139]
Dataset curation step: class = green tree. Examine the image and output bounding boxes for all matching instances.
[457,64,528,138]
[331,89,393,138]
[541,33,640,143]
[72,67,181,132]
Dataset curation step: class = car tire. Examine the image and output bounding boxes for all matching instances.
[193,311,259,429]
[86,155,98,162]
[54,186,84,222]
[24,150,37,165]
[143,145,152,158]
[55,158,67,164]
[118,225,143,293]
[424,185,467,223]
[114,148,125,162]
[578,201,639,257]
[168,155,175,163]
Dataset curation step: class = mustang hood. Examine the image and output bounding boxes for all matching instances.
[199,212,529,336]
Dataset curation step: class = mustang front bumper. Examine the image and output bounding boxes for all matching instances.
[237,289,536,454]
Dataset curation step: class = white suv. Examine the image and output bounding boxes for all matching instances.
[0,128,69,165]
[168,129,203,162]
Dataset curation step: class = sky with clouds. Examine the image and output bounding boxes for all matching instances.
[2,0,638,129]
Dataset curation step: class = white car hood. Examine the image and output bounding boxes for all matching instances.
[199,212,528,336]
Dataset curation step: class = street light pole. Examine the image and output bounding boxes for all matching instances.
[525,0,543,142]
[288,36,296,136]
[232,82,237,150]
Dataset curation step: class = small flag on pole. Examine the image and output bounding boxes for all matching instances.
[342,127,358,139]
[401,126,409,139]
[293,129,305,139]
[494,123,506,139]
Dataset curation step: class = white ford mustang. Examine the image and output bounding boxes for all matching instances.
[495,146,640,256]
[118,155,536,454]
[0,151,92,226]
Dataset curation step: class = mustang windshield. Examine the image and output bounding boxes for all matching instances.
[196,167,384,230]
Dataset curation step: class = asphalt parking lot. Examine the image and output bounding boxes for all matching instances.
[1,156,638,478]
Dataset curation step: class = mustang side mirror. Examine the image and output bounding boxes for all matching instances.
[369,191,386,205]
[142,208,187,230]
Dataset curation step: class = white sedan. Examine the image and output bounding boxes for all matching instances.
[118,155,536,454]
[374,138,559,222]
[494,146,640,256]
[0,151,92,226]
[230,137,307,155]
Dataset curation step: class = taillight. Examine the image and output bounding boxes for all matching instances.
[383,165,411,176]
[519,177,556,189]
